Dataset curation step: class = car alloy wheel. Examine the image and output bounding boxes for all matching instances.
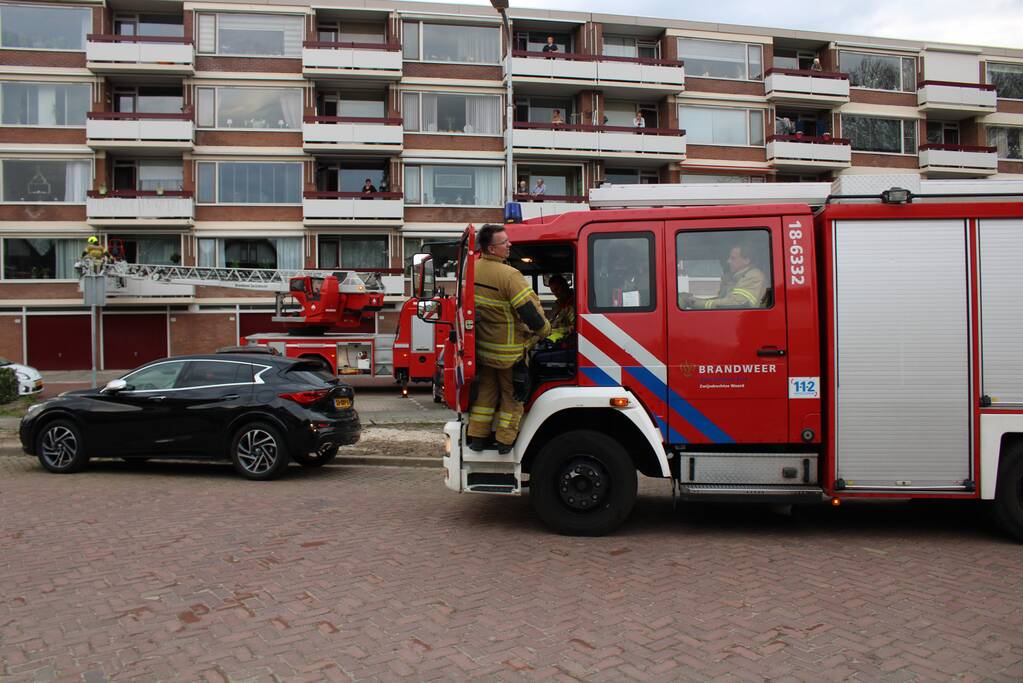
[41,425,79,470]
[236,428,279,475]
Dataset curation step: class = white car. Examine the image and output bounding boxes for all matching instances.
[0,358,43,396]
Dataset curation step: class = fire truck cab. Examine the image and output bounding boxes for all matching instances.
[416,177,1023,539]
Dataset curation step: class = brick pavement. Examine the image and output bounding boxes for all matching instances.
[2,456,1023,682]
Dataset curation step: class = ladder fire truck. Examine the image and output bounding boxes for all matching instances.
[414,174,1023,540]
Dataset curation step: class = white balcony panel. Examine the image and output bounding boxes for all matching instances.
[765,73,850,99]
[918,84,997,111]
[304,198,404,220]
[768,140,852,164]
[514,128,599,151]
[303,48,401,72]
[599,131,685,155]
[512,56,597,80]
[920,148,998,173]
[597,61,684,87]
[303,122,402,146]
[87,41,193,66]
[519,202,589,220]
[87,197,193,220]
[87,119,193,142]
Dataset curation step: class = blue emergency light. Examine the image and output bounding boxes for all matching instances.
[504,202,523,223]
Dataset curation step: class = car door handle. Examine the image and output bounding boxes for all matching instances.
[148,395,167,401]
[757,347,787,358]
[221,394,240,400]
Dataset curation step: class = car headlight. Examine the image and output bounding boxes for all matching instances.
[15,371,27,381]
[25,402,44,415]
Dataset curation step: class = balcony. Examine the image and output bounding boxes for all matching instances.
[86,112,193,151]
[86,35,193,74]
[766,135,852,171]
[917,81,997,118]
[919,144,998,177]
[513,122,686,158]
[512,51,684,93]
[87,190,194,225]
[302,116,402,154]
[303,192,404,223]
[302,41,402,80]
[514,195,589,221]
[765,69,850,104]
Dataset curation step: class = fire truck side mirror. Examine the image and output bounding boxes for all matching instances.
[417,299,442,321]
[413,253,435,298]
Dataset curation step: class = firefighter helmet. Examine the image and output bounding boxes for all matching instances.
[87,236,99,245]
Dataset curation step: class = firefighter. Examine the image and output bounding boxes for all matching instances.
[467,224,551,454]
[80,236,108,274]
[547,273,575,342]
[681,242,766,310]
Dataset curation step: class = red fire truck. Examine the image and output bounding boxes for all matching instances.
[414,175,1023,539]
[392,295,454,397]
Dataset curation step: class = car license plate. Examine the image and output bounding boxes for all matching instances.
[334,397,351,409]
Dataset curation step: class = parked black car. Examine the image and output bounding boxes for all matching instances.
[19,352,360,480]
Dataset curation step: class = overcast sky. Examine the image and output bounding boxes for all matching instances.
[459,0,1023,50]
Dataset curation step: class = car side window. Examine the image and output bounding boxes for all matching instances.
[123,361,187,391]
[176,361,253,389]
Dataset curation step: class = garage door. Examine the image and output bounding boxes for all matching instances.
[27,315,92,370]
[239,313,290,338]
[103,313,168,370]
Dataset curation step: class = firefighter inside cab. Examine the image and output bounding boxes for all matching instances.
[546,273,575,342]
[467,225,551,454]
[679,239,768,310]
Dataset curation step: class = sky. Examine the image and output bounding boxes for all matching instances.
[457,0,1023,50]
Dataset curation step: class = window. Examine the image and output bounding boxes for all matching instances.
[195,13,304,57]
[0,82,89,126]
[404,238,458,278]
[403,165,502,206]
[603,35,659,60]
[316,92,385,118]
[177,361,252,388]
[589,233,655,311]
[514,31,570,53]
[318,235,388,270]
[515,96,574,125]
[112,160,183,192]
[113,86,182,115]
[0,4,90,50]
[842,115,917,154]
[987,62,1023,100]
[315,161,389,192]
[605,168,659,184]
[107,235,180,264]
[2,238,84,279]
[677,230,772,310]
[402,92,501,134]
[196,162,302,204]
[679,106,764,146]
[197,237,303,269]
[926,121,959,146]
[839,51,916,92]
[773,48,817,71]
[515,165,583,196]
[113,14,184,38]
[195,87,303,129]
[402,21,499,64]
[988,127,1023,160]
[604,100,658,127]
[316,21,385,44]
[123,361,187,391]
[1,159,90,202]
[677,38,763,80]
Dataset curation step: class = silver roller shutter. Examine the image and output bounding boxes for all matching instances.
[979,219,1023,405]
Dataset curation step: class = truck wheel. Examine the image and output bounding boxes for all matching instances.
[292,445,339,468]
[36,419,88,474]
[992,446,1023,541]
[230,423,290,480]
[530,430,637,536]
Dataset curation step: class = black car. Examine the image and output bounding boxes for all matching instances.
[19,353,360,480]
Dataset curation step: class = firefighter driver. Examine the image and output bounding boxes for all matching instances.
[467,225,551,454]
[680,241,767,310]
[547,273,575,343]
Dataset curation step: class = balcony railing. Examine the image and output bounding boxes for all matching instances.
[86,34,193,69]
[513,194,589,220]
[919,144,998,174]
[765,68,850,101]
[86,111,193,144]
[303,191,404,220]
[302,115,403,147]
[86,190,194,221]
[302,41,402,74]
[512,50,684,87]
[917,80,997,113]
[514,122,685,156]
[766,134,852,166]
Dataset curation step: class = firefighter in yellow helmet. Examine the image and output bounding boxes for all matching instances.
[467,224,551,454]
[81,235,108,273]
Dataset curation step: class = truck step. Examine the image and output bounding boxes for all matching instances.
[466,484,518,494]
[466,472,519,495]
[678,484,825,503]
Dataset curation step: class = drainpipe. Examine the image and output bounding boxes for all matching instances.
[491,0,515,204]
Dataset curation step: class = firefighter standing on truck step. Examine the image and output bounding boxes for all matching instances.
[467,224,551,454]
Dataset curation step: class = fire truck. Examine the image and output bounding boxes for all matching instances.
[392,293,454,397]
[413,174,1023,539]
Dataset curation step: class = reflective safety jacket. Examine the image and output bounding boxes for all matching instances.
[475,254,551,368]
[701,265,767,309]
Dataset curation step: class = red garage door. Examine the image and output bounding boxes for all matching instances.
[27,315,92,370]
[239,313,290,339]
[103,313,168,370]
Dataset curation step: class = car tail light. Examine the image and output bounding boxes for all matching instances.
[279,388,330,405]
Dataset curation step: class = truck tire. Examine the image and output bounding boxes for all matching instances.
[36,419,88,474]
[529,430,637,536]
[992,446,1023,542]
[230,423,290,480]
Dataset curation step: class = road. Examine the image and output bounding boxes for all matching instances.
[2,456,1023,681]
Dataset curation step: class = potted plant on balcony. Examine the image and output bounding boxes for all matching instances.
[98,185,108,196]
[155,185,165,196]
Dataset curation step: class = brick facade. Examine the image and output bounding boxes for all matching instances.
[169,312,237,355]
[0,316,25,363]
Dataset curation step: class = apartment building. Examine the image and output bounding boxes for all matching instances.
[1,0,1021,370]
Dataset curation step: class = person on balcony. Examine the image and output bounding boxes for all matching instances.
[551,109,565,125]
[361,178,377,199]
[542,36,559,54]
[531,178,546,202]
[810,57,823,72]
[633,112,646,128]
[517,179,529,198]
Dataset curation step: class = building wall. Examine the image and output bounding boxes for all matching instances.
[169,312,237,356]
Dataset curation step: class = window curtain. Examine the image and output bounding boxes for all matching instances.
[274,237,302,269]
[36,85,57,126]
[465,95,500,135]
[217,13,303,57]
[64,161,89,202]
[279,90,302,128]
[473,167,501,206]
[55,239,84,278]
[404,166,421,204]
[137,238,176,264]
[198,238,217,266]
[138,163,183,192]
[402,92,420,131]
[459,26,498,63]
[421,94,438,132]
[340,238,386,269]
[196,14,216,53]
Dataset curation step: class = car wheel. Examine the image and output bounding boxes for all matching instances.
[36,419,88,474]
[529,430,637,537]
[292,444,339,468]
[992,445,1023,542]
[230,423,290,480]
